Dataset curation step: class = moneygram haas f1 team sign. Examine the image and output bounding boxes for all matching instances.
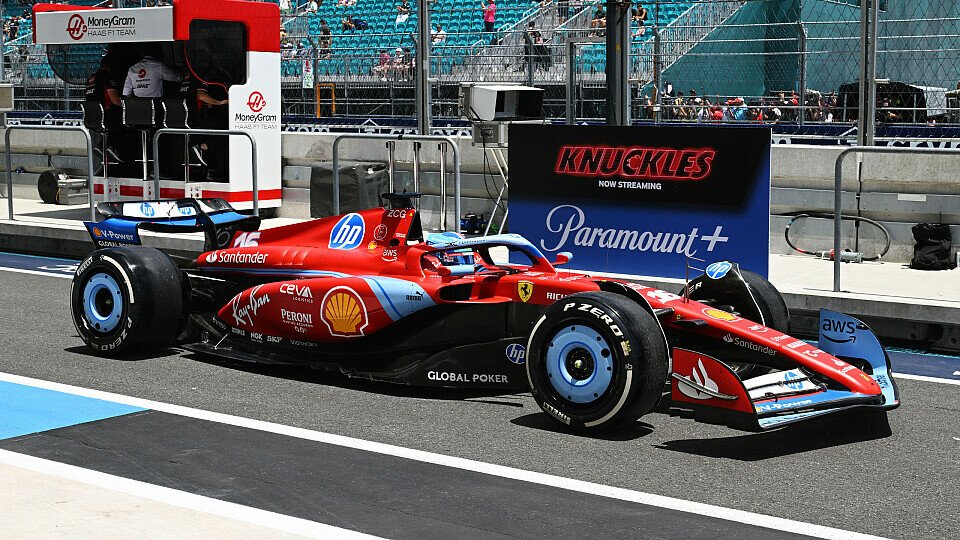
[36,6,174,44]
[509,124,771,278]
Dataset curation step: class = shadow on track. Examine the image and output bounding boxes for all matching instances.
[65,341,530,407]
[656,408,892,460]
[180,351,530,405]
[64,345,181,362]
[510,413,654,441]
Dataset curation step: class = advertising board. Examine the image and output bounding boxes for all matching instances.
[508,124,771,278]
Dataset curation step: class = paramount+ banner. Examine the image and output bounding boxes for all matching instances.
[508,124,771,278]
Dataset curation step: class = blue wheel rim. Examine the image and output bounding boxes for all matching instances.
[82,272,123,333]
[545,325,614,404]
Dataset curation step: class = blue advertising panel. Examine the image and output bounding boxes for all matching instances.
[508,124,771,278]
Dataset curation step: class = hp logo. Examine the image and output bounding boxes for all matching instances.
[505,343,526,365]
[705,261,733,280]
[783,371,803,391]
[139,203,156,218]
[329,213,366,250]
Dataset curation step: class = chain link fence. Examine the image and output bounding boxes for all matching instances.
[3,0,960,131]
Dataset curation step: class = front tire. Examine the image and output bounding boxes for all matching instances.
[526,292,668,432]
[71,247,184,356]
[683,267,789,379]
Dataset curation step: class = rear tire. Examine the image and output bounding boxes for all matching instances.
[71,247,183,356]
[526,292,668,432]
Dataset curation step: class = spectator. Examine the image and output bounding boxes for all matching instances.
[481,0,497,44]
[304,0,318,14]
[393,47,408,80]
[373,50,392,80]
[353,16,369,30]
[342,15,356,31]
[693,97,708,122]
[878,97,900,123]
[710,104,724,121]
[672,91,687,120]
[279,0,292,13]
[633,4,648,37]
[432,24,447,45]
[281,36,295,58]
[523,21,550,71]
[727,97,747,121]
[590,3,606,36]
[397,0,411,26]
[319,19,332,58]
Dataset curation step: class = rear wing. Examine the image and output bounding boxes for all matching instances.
[85,198,260,252]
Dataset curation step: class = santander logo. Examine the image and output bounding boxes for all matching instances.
[678,359,718,400]
[67,14,88,40]
[247,91,266,113]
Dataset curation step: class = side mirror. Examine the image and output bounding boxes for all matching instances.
[553,252,572,266]
[436,265,452,277]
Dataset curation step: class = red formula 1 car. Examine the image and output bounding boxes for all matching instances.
[71,196,899,432]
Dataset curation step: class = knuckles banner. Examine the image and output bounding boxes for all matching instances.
[508,124,771,278]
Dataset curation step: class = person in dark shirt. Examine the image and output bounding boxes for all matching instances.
[193,80,230,181]
[85,54,124,162]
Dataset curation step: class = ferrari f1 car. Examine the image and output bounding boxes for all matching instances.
[71,196,899,432]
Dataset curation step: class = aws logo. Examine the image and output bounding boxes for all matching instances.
[821,318,860,344]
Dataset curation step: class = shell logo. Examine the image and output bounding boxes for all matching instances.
[702,307,740,322]
[321,286,368,337]
[92,227,103,237]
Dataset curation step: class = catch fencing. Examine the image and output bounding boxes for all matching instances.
[4,0,960,132]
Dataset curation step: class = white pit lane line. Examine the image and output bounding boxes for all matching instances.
[0,372,888,540]
[0,266,74,279]
[0,449,382,540]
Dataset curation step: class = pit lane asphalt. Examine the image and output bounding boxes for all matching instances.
[1,269,957,540]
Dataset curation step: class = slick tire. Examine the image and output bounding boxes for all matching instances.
[735,269,789,333]
[685,268,789,379]
[71,247,184,357]
[526,292,668,432]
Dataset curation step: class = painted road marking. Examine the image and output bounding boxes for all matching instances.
[0,449,382,540]
[0,372,887,540]
[893,373,960,386]
[0,380,144,440]
[0,252,77,279]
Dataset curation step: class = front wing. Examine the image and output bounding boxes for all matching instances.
[669,310,899,431]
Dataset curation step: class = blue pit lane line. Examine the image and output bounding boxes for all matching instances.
[0,380,145,440]
[0,251,78,278]
[0,251,958,383]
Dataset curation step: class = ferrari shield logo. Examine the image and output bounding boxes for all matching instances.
[518,281,534,302]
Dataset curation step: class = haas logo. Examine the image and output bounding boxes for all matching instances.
[247,91,266,112]
[67,14,87,40]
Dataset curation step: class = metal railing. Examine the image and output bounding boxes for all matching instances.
[4,124,96,222]
[152,129,260,216]
[331,133,461,230]
[832,146,960,292]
